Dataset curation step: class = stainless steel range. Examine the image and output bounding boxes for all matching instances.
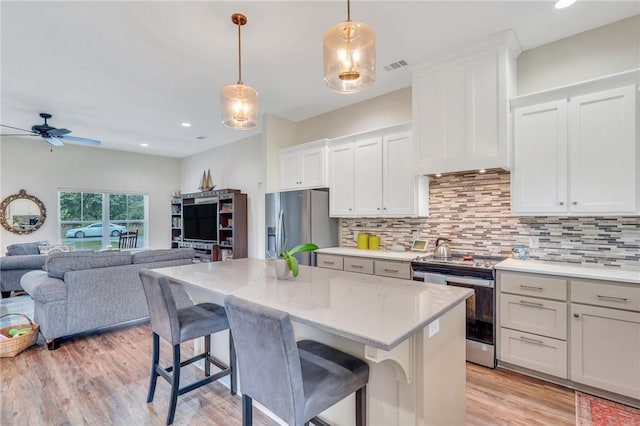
[411,255,505,368]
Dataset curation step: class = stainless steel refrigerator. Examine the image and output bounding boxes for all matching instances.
[265,189,339,266]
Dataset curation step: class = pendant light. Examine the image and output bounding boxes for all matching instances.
[323,0,375,93]
[221,13,259,130]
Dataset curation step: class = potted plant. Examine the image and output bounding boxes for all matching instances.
[275,243,319,279]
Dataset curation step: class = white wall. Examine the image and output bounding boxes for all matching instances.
[517,15,640,95]
[296,87,412,142]
[263,113,297,193]
[180,133,265,259]
[0,138,181,253]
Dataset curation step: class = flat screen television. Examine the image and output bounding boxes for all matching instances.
[183,203,218,242]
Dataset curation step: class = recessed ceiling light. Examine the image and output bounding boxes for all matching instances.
[181,122,191,127]
[140,143,149,147]
[555,0,577,9]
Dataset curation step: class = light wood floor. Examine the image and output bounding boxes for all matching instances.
[1,323,576,426]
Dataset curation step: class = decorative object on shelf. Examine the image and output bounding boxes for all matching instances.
[0,189,46,235]
[198,169,215,191]
[323,0,375,93]
[276,243,319,279]
[221,13,259,130]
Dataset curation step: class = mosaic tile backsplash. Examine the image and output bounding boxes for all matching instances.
[341,170,640,268]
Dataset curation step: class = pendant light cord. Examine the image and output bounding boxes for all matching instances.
[347,0,351,21]
[237,21,243,85]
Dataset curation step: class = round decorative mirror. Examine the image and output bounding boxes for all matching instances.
[0,189,47,234]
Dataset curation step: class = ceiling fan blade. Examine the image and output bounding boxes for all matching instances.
[0,124,36,134]
[44,136,64,147]
[48,128,71,136]
[60,135,101,145]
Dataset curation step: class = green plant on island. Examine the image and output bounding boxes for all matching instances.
[279,243,319,278]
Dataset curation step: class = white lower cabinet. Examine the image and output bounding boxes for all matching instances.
[317,254,410,280]
[498,270,640,400]
[498,271,568,379]
[570,280,640,400]
[500,328,567,378]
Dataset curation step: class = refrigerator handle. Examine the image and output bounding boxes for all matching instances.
[277,209,286,253]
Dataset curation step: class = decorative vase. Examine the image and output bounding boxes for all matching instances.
[275,258,293,280]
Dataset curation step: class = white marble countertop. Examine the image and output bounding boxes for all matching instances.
[316,247,419,261]
[155,258,473,351]
[496,258,640,285]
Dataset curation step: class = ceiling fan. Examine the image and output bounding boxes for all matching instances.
[0,113,101,147]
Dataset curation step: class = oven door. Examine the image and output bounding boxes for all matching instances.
[444,276,495,347]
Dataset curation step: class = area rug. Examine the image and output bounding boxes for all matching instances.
[576,391,640,426]
[0,295,35,328]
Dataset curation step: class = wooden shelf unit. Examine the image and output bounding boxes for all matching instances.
[170,197,182,248]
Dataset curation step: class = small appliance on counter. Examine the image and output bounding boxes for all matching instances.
[357,232,369,249]
[433,237,452,259]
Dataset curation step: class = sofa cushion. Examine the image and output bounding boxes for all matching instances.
[6,241,49,256]
[46,251,133,279]
[132,248,195,264]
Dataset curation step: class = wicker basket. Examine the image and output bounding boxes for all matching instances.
[0,313,39,357]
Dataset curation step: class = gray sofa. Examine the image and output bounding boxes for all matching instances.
[21,248,195,349]
[1,241,49,298]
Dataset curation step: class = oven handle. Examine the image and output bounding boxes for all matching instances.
[443,275,495,288]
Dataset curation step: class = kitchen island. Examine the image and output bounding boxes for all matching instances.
[156,258,473,426]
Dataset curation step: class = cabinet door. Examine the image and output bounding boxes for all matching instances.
[328,142,355,216]
[570,304,640,399]
[300,147,325,188]
[353,137,383,216]
[279,151,300,190]
[512,100,568,214]
[383,131,417,216]
[568,85,637,214]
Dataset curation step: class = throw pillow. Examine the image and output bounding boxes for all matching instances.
[38,244,74,255]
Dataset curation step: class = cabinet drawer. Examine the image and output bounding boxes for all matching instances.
[316,254,343,270]
[571,279,640,312]
[343,257,374,274]
[499,271,567,301]
[374,260,410,280]
[499,328,567,379]
[500,294,567,340]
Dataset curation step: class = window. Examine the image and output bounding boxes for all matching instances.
[59,191,147,250]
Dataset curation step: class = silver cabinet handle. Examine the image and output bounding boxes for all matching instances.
[519,336,544,345]
[323,261,335,265]
[559,202,564,206]
[597,295,628,302]
[384,268,399,273]
[572,201,578,205]
[520,285,543,291]
[350,264,363,269]
[348,208,352,211]
[520,300,544,308]
[573,313,580,318]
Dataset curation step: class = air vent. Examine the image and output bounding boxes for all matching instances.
[383,59,408,72]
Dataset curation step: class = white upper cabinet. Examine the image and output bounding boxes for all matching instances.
[328,140,355,216]
[412,31,521,175]
[278,140,328,191]
[328,126,428,218]
[512,100,568,214]
[568,86,637,213]
[512,82,638,216]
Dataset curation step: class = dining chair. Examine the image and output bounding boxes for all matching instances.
[139,269,236,425]
[224,295,369,426]
[118,229,138,249]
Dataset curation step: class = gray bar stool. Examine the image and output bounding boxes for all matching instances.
[224,295,369,426]
[139,269,236,425]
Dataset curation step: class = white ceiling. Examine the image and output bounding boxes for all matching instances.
[1,1,638,158]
